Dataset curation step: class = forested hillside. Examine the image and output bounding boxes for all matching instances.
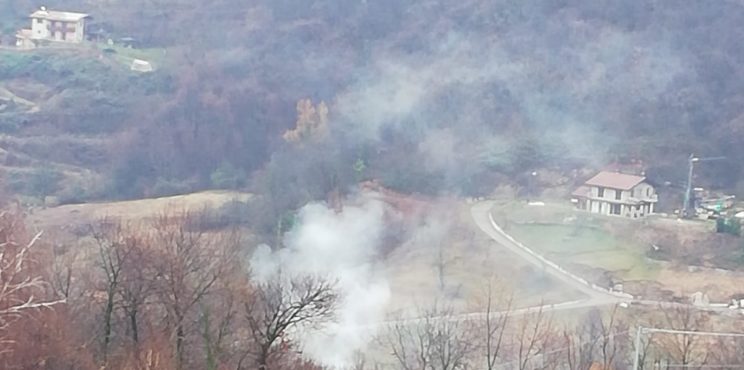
[2,0,744,204]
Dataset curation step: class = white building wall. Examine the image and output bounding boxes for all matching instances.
[74,19,85,42]
[631,183,655,201]
[28,17,86,43]
[31,18,49,39]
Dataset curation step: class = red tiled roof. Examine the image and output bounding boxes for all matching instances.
[583,171,645,190]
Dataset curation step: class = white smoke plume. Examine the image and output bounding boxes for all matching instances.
[250,194,391,367]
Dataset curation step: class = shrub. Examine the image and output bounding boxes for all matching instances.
[716,217,741,236]
[198,200,252,230]
[210,162,247,189]
[26,166,63,197]
[5,166,63,198]
[149,177,193,198]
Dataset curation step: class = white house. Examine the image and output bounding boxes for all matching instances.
[16,7,89,48]
[572,171,658,218]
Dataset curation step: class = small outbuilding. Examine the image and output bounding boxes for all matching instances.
[130,59,154,73]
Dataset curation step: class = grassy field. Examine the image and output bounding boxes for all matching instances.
[492,200,661,281]
[508,223,660,280]
[99,43,169,69]
[491,201,744,300]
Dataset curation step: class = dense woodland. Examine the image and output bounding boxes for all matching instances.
[1,0,744,207]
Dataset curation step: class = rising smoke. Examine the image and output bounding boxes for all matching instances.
[251,194,391,367]
[332,26,690,178]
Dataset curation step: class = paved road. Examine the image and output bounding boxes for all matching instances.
[350,200,627,331]
[348,200,741,337]
[470,201,624,305]
[470,200,742,317]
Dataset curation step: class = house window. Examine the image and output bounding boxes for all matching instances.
[597,187,605,198]
[615,190,622,200]
[34,18,42,24]
[611,204,621,215]
[646,188,651,197]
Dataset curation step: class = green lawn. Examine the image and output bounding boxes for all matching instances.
[508,223,660,280]
[492,200,582,224]
[97,43,169,69]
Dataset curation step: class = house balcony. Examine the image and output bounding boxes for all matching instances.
[629,194,658,203]
[583,193,658,205]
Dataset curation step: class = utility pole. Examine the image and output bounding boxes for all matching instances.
[632,326,643,370]
[682,154,725,219]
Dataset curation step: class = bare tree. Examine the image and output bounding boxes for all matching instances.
[514,305,554,370]
[385,302,473,370]
[150,212,238,369]
[596,306,627,369]
[563,326,596,370]
[0,209,65,367]
[199,276,243,370]
[241,275,337,370]
[91,220,131,362]
[117,231,158,348]
[563,306,628,370]
[632,332,653,370]
[472,278,513,370]
[656,304,710,367]
[50,244,78,301]
[0,210,64,343]
[709,335,744,368]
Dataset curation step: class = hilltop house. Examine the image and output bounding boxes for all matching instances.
[16,7,89,48]
[572,171,657,218]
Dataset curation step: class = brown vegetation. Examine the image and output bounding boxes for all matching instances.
[0,207,336,370]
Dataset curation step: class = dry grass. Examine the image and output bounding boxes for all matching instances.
[653,268,744,302]
[28,190,252,230]
[384,199,584,315]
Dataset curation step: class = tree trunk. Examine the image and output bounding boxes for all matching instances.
[176,323,185,370]
[130,308,139,344]
[257,343,270,370]
[102,289,115,362]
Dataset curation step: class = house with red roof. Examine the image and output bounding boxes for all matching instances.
[572,171,658,218]
[16,7,90,49]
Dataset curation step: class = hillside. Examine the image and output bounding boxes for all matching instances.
[1,1,744,208]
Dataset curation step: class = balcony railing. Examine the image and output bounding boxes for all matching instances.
[586,193,658,203]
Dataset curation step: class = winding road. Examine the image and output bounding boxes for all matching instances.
[469,200,740,317]
[361,200,734,330]
[471,201,622,301]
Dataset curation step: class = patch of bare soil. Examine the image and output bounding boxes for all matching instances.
[608,217,744,300]
[627,218,742,269]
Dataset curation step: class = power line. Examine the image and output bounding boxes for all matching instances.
[633,326,744,370]
[665,365,744,369]
[643,327,744,338]
[492,329,632,368]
